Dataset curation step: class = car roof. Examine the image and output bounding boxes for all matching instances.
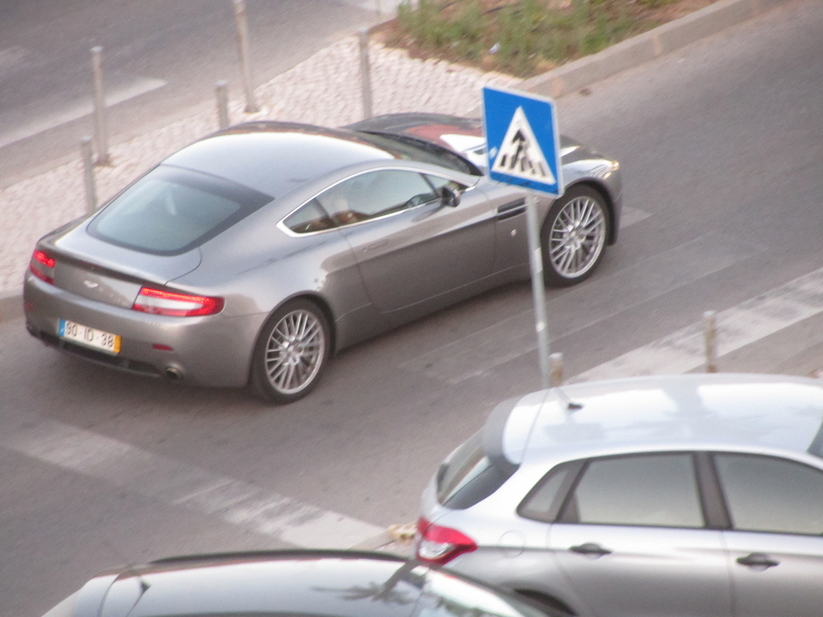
[77,551,420,617]
[499,374,823,465]
[163,122,401,198]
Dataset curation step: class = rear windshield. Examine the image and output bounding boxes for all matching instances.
[88,165,272,255]
[437,431,518,510]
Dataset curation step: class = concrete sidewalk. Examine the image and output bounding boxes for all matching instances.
[0,0,792,323]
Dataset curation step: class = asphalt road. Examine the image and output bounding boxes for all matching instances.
[2,1,823,615]
[0,0,381,188]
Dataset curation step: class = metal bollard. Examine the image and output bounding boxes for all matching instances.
[550,352,564,387]
[91,47,111,166]
[358,28,373,120]
[703,310,718,373]
[81,137,98,214]
[233,0,259,113]
[216,81,230,129]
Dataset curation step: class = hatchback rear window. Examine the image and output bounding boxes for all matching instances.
[437,430,518,509]
[88,165,272,255]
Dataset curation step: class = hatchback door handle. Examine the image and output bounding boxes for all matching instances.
[736,553,780,569]
[570,543,612,557]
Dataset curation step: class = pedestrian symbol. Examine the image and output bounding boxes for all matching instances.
[490,106,556,184]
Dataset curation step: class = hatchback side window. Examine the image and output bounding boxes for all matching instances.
[518,463,580,522]
[316,170,439,227]
[561,453,704,528]
[714,453,823,535]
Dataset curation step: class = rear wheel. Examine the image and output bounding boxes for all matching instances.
[250,299,330,404]
[542,185,609,287]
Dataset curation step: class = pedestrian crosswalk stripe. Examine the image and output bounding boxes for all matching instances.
[491,106,556,184]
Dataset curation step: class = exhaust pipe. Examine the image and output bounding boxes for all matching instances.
[164,367,183,381]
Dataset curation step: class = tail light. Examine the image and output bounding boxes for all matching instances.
[30,249,56,284]
[132,287,224,317]
[415,517,477,565]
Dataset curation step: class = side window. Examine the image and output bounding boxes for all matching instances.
[518,463,579,522]
[714,453,823,535]
[316,170,439,227]
[562,453,704,528]
[282,199,335,234]
[425,174,467,197]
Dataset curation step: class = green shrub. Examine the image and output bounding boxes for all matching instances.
[392,0,686,76]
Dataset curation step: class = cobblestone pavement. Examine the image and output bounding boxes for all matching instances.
[0,36,518,295]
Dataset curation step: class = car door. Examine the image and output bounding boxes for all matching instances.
[548,452,732,617]
[711,452,823,617]
[318,169,495,312]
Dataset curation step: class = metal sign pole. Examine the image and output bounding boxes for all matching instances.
[525,191,551,389]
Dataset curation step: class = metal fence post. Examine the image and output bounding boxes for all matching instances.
[216,81,230,129]
[91,46,111,166]
[233,0,259,113]
[358,28,373,120]
[81,137,98,214]
[703,310,718,373]
[550,352,564,387]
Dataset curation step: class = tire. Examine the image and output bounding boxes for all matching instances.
[541,185,610,287]
[250,299,331,404]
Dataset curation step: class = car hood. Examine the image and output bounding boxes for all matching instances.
[346,112,592,169]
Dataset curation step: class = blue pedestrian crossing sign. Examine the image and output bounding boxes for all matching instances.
[483,86,564,197]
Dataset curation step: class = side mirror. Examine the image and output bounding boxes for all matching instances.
[440,185,461,208]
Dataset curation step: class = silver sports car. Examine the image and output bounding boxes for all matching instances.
[23,113,622,403]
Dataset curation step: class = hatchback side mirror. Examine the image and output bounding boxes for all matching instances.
[440,186,460,208]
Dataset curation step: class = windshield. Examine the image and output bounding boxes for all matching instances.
[354,131,482,177]
[88,165,272,255]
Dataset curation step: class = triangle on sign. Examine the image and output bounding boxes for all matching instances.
[491,106,556,184]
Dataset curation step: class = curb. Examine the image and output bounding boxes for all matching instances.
[0,0,796,325]
[518,0,793,100]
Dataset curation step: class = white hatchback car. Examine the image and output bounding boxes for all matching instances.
[416,373,823,617]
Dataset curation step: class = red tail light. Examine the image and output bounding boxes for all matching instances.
[132,287,224,317]
[415,517,477,565]
[30,249,56,284]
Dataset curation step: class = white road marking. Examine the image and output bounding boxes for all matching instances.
[573,265,823,382]
[401,230,758,384]
[618,205,651,228]
[0,46,27,73]
[1,419,384,548]
[0,77,168,149]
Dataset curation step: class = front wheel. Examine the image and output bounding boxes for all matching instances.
[250,299,330,404]
[541,185,610,287]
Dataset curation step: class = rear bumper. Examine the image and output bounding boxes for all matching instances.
[23,273,263,388]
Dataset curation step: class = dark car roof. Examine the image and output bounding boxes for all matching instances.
[163,122,402,198]
[75,551,417,617]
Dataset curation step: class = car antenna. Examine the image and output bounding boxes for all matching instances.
[553,385,583,411]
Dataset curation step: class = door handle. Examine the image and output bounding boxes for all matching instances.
[569,542,612,557]
[364,240,387,252]
[736,553,780,569]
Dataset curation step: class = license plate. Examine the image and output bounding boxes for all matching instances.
[59,319,121,354]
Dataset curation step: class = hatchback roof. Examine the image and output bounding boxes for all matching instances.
[163,122,399,198]
[501,374,823,465]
